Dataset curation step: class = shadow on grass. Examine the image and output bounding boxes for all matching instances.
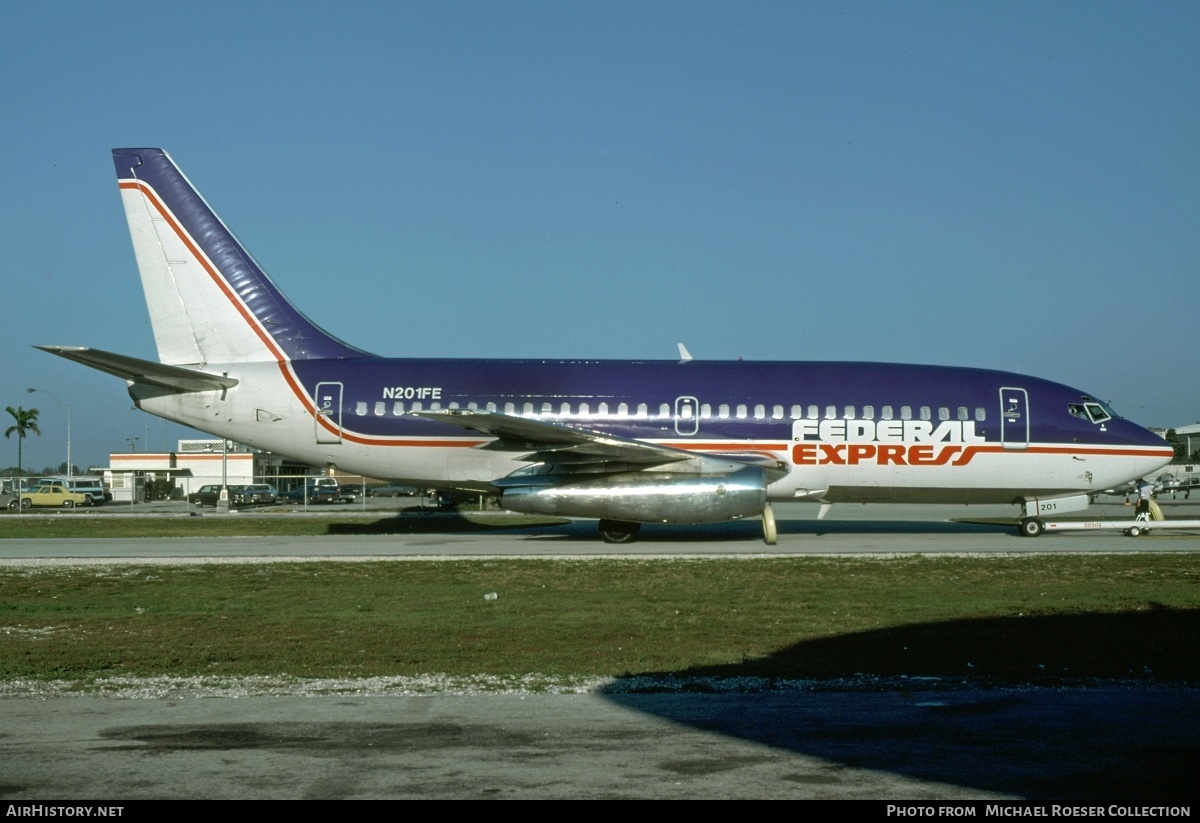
[601,607,1200,799]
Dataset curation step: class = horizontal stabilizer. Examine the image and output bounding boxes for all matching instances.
[35,346,239,392]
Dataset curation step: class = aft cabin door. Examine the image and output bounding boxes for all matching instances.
[999,386,1029,450]
[314,382,344,444]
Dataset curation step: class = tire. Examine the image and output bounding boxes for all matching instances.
[1019,517,1044,538]
[599,520,641,544]
[1128,526,1142,537]
[21,498,31,509]
[62,500,74,508]
[761,504,778,546]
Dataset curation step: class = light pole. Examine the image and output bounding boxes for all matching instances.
[26,387,71,478]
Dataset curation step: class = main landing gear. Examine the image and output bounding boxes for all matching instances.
[598,520,641,544]
[598,506,779,545]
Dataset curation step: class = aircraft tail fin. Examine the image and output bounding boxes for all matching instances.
[111,148,372,366]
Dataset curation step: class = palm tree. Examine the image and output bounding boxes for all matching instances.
[4,406,41,481]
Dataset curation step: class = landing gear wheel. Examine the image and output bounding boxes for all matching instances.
[761,504,777,546]
[598,520,641,544]
[1019,517,1044,538]
[1127,526,1148,537]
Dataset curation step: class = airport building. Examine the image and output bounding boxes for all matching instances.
[100,439,323,502]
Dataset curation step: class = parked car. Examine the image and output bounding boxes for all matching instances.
[280,480,338,504]
[337,483,365,503]
[19,483,90,509]
[245,484,281,505]
[187,484,255,507]
[370,484,418,497]
[38,477,106,506]
[2,491,19,511]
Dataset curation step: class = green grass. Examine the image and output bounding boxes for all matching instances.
[2,555,1199,683]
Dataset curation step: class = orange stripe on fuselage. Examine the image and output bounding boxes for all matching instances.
[121,179,349,437]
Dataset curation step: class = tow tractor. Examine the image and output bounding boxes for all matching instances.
[1016,494,1200,538]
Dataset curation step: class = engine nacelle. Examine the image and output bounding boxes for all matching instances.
[500,466,768,524]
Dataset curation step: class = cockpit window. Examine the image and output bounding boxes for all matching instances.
[1070,400,1115,424]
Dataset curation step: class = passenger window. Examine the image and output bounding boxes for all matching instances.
[430,402,441,411]
[901,406,912,420]
[636,403,648,417]
[503,402,514,414]
[772,405,784,420]
[618,403,628,416]
[355,402,368,416]
[700,404,711,418]
[411,401,423,412]
[807,405,819,420]
[825,405,837,420]
[448,402,459,409]
[560,402,571,416]
[374,402,386,416]
[467,402,477,410]
[754,404,765,419]
[881,406,893,420]
[938,407,949,421]
[598,403,609,416]
[844,405,855,419]
[541,402,552,415]
[957,407,968,421]
[975,407,986,421]
[736,404,748,419]
[863,405,875,420]
[790,405,802,419]
[920,406,931,420]
[523,402,534,415]
[719,404,730,419]
[660,403,671,417]
[579,402,590,416]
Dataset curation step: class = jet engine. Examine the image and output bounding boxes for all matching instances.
[499,466,768,524]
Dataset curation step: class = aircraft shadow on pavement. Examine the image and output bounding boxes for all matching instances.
[522,517,1015,542]
[323,514,1014,540]
[600,607,1200,800]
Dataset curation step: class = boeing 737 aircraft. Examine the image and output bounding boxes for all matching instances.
[39,149,1173,543]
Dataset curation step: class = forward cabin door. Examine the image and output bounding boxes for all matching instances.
[999,387,1029,450]
[315,381,344,444]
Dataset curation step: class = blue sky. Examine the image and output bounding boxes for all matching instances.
[2,1,1198,471]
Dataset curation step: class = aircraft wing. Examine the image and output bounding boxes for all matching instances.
[414,408,694,468]
[416,408,790,480]
[35,346,239,392]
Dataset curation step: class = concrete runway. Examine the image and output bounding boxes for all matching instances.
[3,499,1199,800]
